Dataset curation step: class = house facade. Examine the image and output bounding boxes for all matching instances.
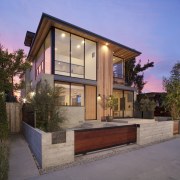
[23,13,141,127]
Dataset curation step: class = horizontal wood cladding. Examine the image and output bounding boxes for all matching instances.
[75,125,137,155]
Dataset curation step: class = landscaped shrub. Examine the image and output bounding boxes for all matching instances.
[0,94,9,180]
[0,94,9,141]
[28,80,67,132]
[0,143,9,180]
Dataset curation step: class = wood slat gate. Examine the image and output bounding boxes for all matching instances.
[75,125,137,155]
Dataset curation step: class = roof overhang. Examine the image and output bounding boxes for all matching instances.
[28,13,141,61]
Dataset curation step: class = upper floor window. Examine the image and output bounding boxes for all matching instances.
[55,28,96,80]
[113,56,123,79]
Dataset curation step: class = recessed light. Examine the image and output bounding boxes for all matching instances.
[77,45,80,48]
[61,33,65,37]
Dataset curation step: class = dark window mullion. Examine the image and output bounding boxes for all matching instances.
[69,83,71,105]
[84,38,85,79]
[70,34,71,77]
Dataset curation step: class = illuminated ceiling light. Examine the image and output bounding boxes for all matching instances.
[77,45,81,48]
[61,33,66,37]
[81,40,85,44]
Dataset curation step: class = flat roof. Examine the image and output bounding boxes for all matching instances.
[27,13,141,61]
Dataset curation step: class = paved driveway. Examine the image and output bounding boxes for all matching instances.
[29,137,180,180]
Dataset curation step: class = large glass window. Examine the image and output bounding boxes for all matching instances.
[45,32,51,74]
[124,91,133,117]
[54,28,96,80]
[113,56,123,79]
[55,29,70,76]
[85,40,96,80]
[71,84,84,106]
[71,35,84,78]
[55,82,84,106]
[113,90,124,118]
[55,83,70,106]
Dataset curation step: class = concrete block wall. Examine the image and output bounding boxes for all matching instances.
[60,107,85,128]
[23,123,42,166]
[137,121,173,145]
[23,122,74,168]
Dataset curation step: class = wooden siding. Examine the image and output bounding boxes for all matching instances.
[85,85,96,120]
[97,44,113,120]
[75,125,137,155]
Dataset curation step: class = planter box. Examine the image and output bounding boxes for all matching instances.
[143,111,154,119]
[106,116,113,122]
[173,120,180,135]
[134,111,142,118]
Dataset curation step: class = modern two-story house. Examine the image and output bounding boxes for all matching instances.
[23,13,141,127]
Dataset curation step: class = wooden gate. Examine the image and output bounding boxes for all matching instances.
[6,103,22,133]
[75,125,137,155]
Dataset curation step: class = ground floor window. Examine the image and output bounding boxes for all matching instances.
[55,82,84,106]
[113,90,134,118]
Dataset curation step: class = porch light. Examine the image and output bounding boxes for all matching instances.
[97,94,101,100]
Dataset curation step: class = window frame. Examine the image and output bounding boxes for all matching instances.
[55,81,85,107]
[54,27,97,81]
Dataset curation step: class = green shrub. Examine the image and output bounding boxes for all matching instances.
[0,94,9,141]
[0,143,9,180]
[28,80,66,132]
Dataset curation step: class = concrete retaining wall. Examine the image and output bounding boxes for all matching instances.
[137,121,173,145]
[60,107,85,128]
[23,122,74,168]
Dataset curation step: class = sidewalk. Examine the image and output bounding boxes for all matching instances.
[8,134,39,180]
[31,136,180,180]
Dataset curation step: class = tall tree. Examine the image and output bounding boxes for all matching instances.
[0,44,31,97]
[125,59,154,93]
[163,61,180,119]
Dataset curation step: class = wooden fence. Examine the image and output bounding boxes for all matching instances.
[6,103,22,133]
[75,125,137,155]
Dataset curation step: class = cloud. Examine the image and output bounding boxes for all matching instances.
[143,75,165,93]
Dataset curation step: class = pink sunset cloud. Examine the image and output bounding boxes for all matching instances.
[143,75,165,93]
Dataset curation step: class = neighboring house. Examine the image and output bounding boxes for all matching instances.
[23,13,141,127]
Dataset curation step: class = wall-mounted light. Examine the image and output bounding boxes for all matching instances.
[105,43,109,46]
[97,94,101,100]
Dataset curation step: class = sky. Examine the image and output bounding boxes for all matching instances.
[0,0,180,93]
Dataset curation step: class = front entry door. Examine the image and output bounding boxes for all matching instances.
[85,85,96,120]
